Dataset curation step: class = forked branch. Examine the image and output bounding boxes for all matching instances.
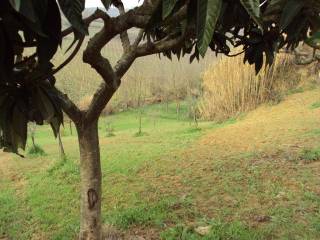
[82,1,188,124]
[114,0,131,53]
[136,35,186,57]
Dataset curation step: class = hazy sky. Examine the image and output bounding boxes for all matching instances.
[85,0,142,9]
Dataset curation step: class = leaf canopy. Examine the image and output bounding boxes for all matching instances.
[0,0,86,154]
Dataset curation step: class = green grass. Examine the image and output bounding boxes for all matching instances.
[300,148,320,162]
[0,102,222,239]
[0,180,32,239]
[304,128,320,136]
[287,87,304,95]
[160,220,264,240]
[27,144,46,157]
[104,197,191,229]
[25,159,80,239]
[310,101,320,109]
[2,92,320,239]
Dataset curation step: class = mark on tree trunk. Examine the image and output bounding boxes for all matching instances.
[87,188,98,209]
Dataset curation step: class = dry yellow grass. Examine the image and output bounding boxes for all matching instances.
[199,53,300,121]
[200,89,320,154]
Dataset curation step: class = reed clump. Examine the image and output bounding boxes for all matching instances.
[199,54,300,121]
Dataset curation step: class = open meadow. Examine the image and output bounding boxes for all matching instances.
[1,85,320,239]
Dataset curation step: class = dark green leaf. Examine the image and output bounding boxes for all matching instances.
[57,0,87,35]
[239,0,263,28]
[197,0,223,57]
[162,0,178,19]
[280,0,304,31]
[305,31,320,49]
[264,0,286,17]
[0,22,14,83]
[36,0,61,72]
[35,87,55,121]
[9,0,37,22]
[9,0,48,37]
[8,0,21,12]
[40,87,63,138]
[12,102,28,150]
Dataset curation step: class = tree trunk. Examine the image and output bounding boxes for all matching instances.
[77,120,102,240]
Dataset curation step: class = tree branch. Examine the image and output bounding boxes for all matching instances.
[114,0,131,53]
[52,87,83,124]
[82,3,161,123]
[115,29,144,78]
[136,35,185,57]
[82,16,119,123]
[161,4,188,27]
[61,9,110,37]
[83,30,145,124]
[81,1,189,123]
[49,10,111,124]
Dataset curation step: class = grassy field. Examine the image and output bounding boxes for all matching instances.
[1,88,320,239]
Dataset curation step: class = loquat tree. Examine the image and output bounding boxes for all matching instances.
[1,0,319,239]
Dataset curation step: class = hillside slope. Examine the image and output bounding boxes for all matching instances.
[140,89,320,239]
[1,89,320,239]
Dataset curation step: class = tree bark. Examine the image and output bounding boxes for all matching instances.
[77,120,102,240]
